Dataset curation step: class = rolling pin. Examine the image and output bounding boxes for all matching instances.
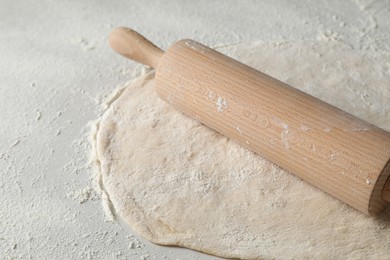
[109,27,390,216]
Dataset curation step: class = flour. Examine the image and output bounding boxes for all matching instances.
[280,127,291,150]
[216,97,227,112]
[67,186,99,204]
[236,125,243,135]
[300,125,310,131]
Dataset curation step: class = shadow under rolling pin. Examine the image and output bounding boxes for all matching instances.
[109,27,390,216]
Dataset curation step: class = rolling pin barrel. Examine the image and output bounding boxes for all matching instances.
[109,27,390,216]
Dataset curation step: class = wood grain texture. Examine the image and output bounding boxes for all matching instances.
[155,39,390,215]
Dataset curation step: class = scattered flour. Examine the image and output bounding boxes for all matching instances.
[216,96,227,112]
[67,186,99,204]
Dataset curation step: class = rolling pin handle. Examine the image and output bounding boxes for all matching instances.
[109,27,164,69]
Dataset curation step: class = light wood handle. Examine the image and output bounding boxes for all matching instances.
[109,27,164,69]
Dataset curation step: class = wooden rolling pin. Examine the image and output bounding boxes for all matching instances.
[109,27,390,216]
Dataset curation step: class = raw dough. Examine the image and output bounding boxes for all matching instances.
[93,41,390,259]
